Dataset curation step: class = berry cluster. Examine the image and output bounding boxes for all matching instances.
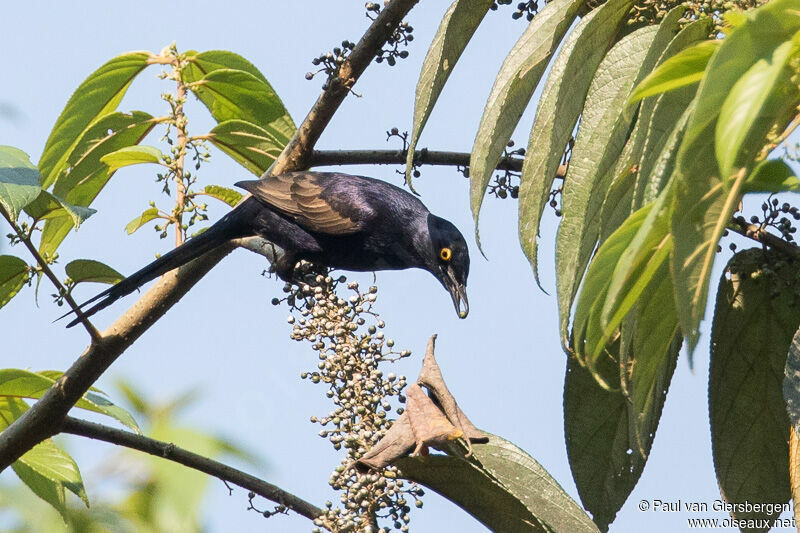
[272,262,423,532]
[488,141,524,200]
[365,3,414,67]
[736,195,800,243]
[385,127,422,181]
[492,0,541,21]
[306,41,357,87]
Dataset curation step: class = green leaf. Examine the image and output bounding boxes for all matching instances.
[625,262,681,456]
[207,120,285,175]
[564,345,657,531]
[710,249,795,524]
[38,51,151,188]
[518,0,637,286]
[572,203,652,374]
[632,19,711,209]
[557,16,680,344]
[469,0,585,244]
[0,368,139,432]
[627,40,719,105]
[187,68,295,148]
[716,36,800,180]
[100,145,163,174]
[0,255,29,308]
[202,185,242,208]
[14,438,89,516]
[0,146,43,222]
[405,0,494,187]
[40,111,156,257]
[744,159,800,193]
[671,0,800,352]
[601,183,675,342]
[24,190,96,228]
[185,50,271,85]
[125,207,160,235]
[397,434,599,533]
[65,259,124,285]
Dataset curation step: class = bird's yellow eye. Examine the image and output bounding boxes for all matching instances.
[440,247,452,261]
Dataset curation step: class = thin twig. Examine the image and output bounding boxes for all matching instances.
[730,218,800,259]
[0,209,101,342]
[61,417,326,525]
[310,149,523,172]
[0,0,420,476]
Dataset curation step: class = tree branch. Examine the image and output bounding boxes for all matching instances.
[0,0,420,473]
[61,416,325,525]
[730,218,800,259]
[0,208,100,342]
[310,149,524,172]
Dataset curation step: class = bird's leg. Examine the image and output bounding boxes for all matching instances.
[270,252,298,282]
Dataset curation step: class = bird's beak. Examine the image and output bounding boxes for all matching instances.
[444,266,469,319]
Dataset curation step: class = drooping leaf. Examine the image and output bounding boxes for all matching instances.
[716,35,800,180]
[572,204,652,374]
[557,17,680,343]
[0,368,139,432]
[627,40,718,104]
[125,207,161,235]
[624,260,681,456]
[0,146,43,222]
[38,52,151,188]
[397,434,599,533]
[65,259,124,285]
[744,159,800,193]
[671,0,800,352]
[13,438,89,518]
[710,249,795,525]
[0,255,29,308]
[207,120,284,175]
[632,18,710,209]
[469,0,585,243]
[564,345,649,531]
[202,185,242,208]
[405,0,494,186]
[517,0,637,287]
[100,145,163,174]
[0,397,87,520]
[601,183,675,341]
[24,190,96,228]
[188,68,295,147]
[597,6,694,239]
[40,111,156,257]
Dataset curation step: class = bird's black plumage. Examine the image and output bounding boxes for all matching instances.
[65,171,470,326]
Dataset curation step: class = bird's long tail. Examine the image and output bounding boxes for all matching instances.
[63,205,251,328]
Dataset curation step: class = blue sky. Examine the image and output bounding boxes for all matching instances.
[0,2,785,532]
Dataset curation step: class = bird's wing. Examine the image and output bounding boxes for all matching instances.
[235,172,366,235]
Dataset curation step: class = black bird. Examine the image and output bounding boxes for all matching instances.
[65,171,470,327]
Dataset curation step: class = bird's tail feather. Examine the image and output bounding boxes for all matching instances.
[62,209,247,327]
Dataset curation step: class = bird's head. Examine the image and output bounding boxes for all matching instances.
[425,214,470,319]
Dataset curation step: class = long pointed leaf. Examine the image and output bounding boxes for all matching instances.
[517,0,637,287]
[469,0,584,245]
[397,434,599,533]
[40,111,156,257]
[405,0,494,187]
[557,19,677,344]
[671,0,800,351]
[711,249,794,524]
[39,52,151,188]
